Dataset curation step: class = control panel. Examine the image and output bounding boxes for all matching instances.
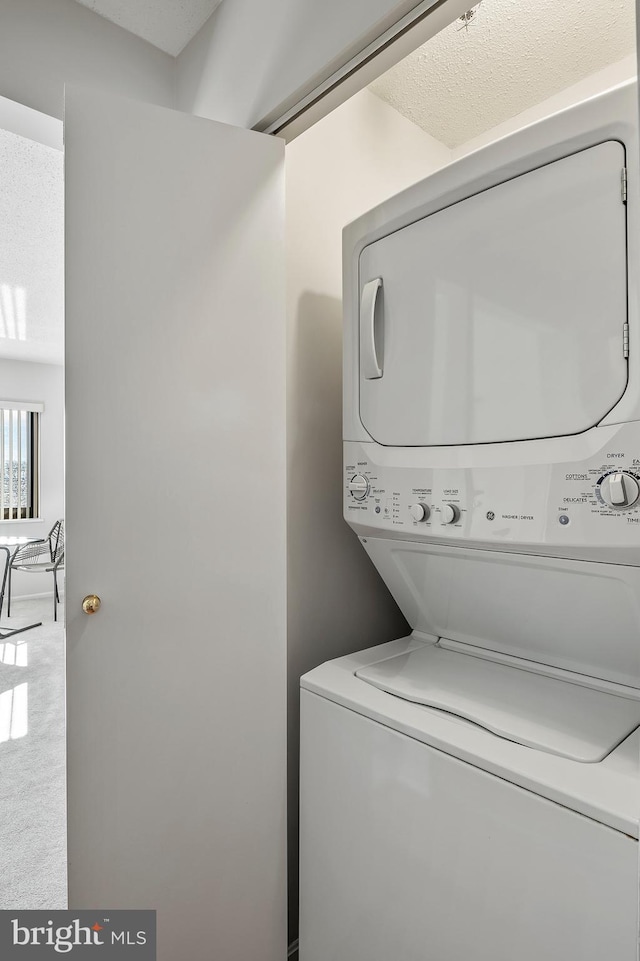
[344,426,640,555]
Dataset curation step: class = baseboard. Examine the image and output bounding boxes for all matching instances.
[288,939,299,959]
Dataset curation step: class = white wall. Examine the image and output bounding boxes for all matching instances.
[0,0,175,121]
[452,55,637,160]
[0,94,63,152]
[0,359,64,598]
[286,87,451,942]
[176,0,435,129]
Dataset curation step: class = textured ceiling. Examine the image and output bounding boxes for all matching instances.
[369,0,636,148]
[72,0,222,56]
[0,129,63,366]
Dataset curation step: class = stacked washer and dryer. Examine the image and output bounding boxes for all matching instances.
[299,82,640,960]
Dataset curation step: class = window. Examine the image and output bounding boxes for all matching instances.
[0,402,41,520]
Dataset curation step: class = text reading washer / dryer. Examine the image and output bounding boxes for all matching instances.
[299,81,640,961]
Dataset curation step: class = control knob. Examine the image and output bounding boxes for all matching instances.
[599,471,640,510]
[348,473,370,501]
[441,504,460,525]
[409,503,430,522]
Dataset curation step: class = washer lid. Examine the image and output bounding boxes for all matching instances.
[356,644,640,763]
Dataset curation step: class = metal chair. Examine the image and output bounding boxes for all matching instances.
[7,519,65,621]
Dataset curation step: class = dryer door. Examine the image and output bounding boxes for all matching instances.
[359,141,628,447]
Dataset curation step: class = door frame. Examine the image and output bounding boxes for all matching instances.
[258,0,476,141]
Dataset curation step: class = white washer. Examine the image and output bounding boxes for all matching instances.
[300,81,640,960]
[300,645,639,960]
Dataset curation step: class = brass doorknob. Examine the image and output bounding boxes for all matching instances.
[82,594,101,615]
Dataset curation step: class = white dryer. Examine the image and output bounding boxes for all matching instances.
[299,81,640,961]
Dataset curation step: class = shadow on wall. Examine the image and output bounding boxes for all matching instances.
[287,290,408,942]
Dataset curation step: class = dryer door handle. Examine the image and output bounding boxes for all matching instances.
[360,278,383,380]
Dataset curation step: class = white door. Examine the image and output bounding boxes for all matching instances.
[359,141,628,446]
[64,86,286,960]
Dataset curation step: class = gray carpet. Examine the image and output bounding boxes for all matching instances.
[0,595,67,908]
